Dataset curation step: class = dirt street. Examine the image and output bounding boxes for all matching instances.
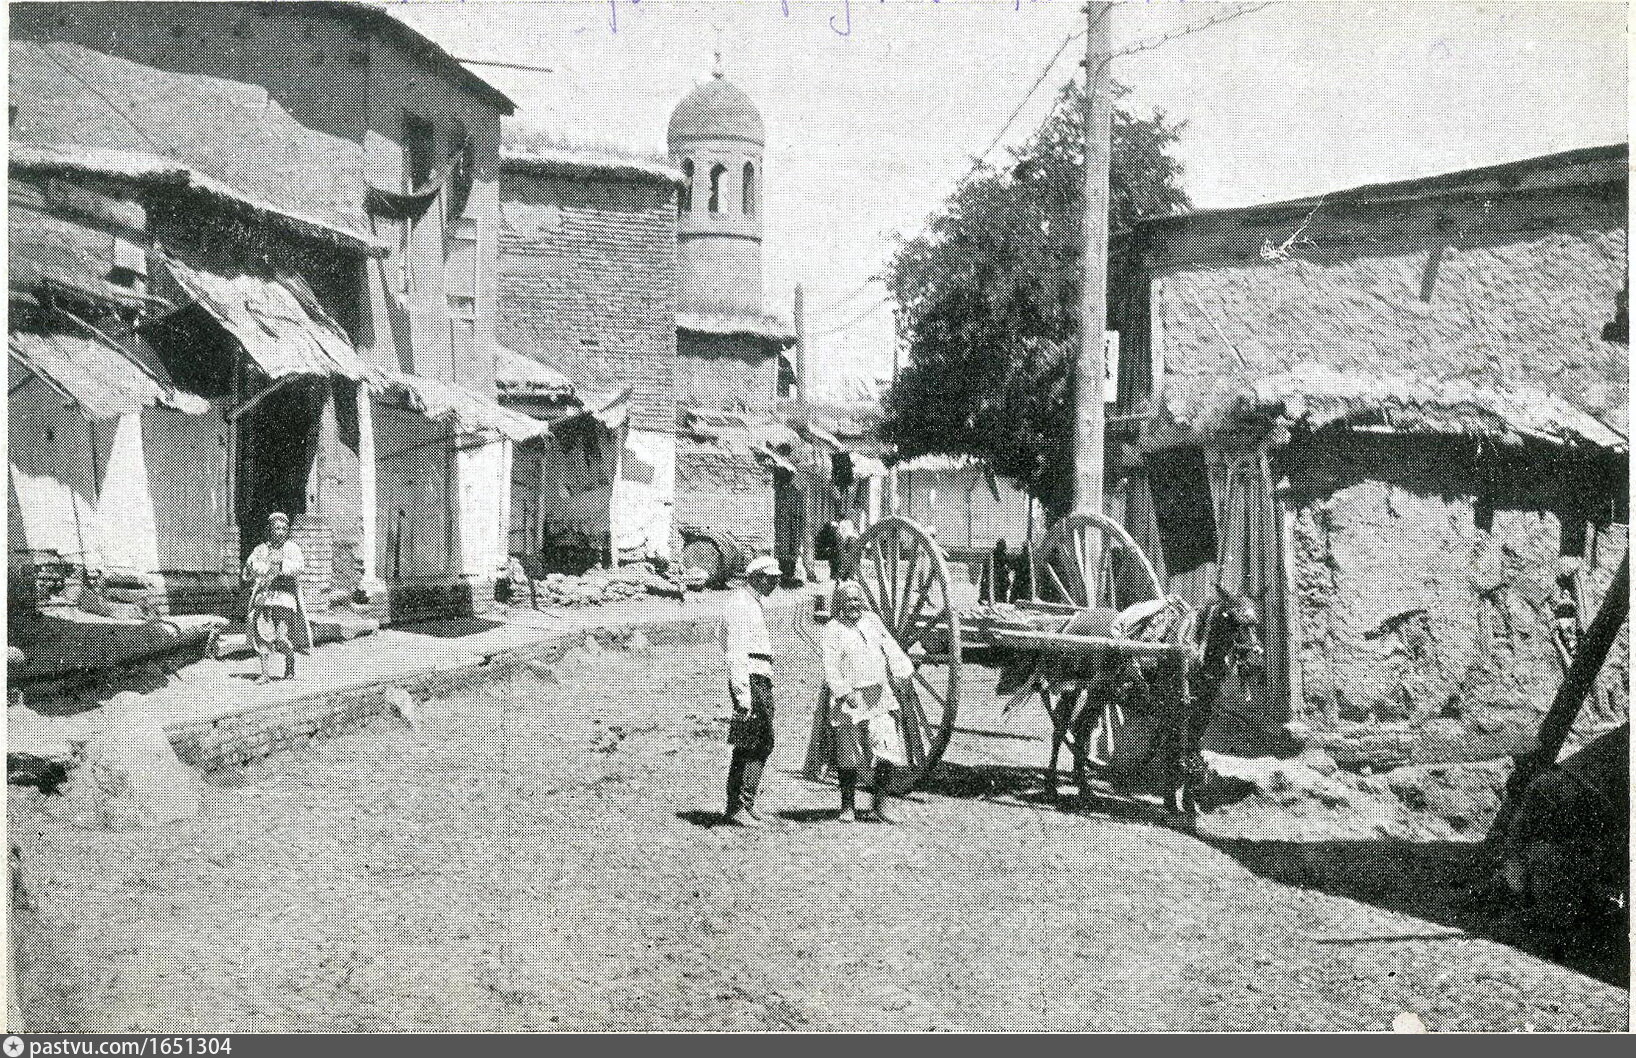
[10,625,1629,1031]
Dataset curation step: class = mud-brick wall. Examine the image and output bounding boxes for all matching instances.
[675,439,774,559]
[1285,438,1628,768]
[677,333,781,416]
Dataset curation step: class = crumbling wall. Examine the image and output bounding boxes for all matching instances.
[675,439,774,560]
[1288,442,1628,767]
[677,333,781,416]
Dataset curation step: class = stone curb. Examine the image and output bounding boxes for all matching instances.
[165,605,811,773]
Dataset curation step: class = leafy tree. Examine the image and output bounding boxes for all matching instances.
[882,82,1189,519]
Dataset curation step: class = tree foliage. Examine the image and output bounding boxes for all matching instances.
[881,82,1189,518]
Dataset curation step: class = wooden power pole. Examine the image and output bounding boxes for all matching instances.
[794,282,816,577]
[1073,2,1114,519]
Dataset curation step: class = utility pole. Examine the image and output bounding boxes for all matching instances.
[1073,2,1113,519]
[889,309,902,517]
[795,282,816,578]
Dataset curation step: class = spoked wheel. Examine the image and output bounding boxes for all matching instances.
[1032,511,1164,609]
[847,517,961,794]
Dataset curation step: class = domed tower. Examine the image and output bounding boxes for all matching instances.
[668,58,765,317]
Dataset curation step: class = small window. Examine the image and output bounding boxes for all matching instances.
[708,163,726,214]
[679,158,693,214]
[742,162,757,216]
[446,116,472,221]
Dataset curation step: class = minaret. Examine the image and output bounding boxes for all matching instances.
[667,55,766,318]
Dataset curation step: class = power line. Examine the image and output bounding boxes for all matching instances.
[1096,2,1275,75]
[810,296,892,339]
[810,275,884,313]
[956,19,1093,188]
[455,57,556,74]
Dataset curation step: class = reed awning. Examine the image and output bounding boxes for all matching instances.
[9,329,209,419]
[370,371,549,442]
[159,258,368,382]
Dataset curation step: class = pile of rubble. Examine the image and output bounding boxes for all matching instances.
[501,560,708,609]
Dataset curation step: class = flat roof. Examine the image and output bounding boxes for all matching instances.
[304,2,516,115]
[1141,143,1628,230]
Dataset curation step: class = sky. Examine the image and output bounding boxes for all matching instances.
[391,0,1629,400]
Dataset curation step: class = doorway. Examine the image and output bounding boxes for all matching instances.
[234,379,323,558]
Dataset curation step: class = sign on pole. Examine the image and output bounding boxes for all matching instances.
[1103,331,1119,404]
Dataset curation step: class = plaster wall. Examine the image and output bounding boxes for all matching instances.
[454,437,510,579]
[614,428,677,561]
[10,1,505,393]
[7,380,230,577]
[676,333,780,415]
[1137,187,1628,427]
[1287,442,1628,766]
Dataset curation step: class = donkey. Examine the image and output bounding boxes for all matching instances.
[1045,585,1265,817]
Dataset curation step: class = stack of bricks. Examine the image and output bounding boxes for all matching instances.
[289,515,333,614]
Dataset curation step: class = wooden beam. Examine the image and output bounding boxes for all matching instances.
[229,373,303,422]
[1488,553,1628,849]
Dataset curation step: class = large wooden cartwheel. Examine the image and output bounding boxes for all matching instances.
[1029,511,1164,612]
[1018,512,1178,795]
[845,517,962,794]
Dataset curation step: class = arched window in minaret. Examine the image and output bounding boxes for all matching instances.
[742,161,757,216]
[679,158,694,214]
[708,163,726,213]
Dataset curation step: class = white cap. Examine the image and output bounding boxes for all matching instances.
[745,556,779,578]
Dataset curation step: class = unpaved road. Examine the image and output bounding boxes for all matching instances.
[10,627,1628,1031]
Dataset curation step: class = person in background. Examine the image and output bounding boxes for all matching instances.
[832,512,860,582]
[808,580,915,823]
[244,512,311,683]
[721,555,782,825]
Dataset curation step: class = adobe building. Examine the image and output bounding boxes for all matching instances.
[1104,144,1629,767]
[496,148,685,566]
[8,1,533,637]
[666,63,799,574]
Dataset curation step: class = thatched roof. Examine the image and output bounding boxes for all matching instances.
[501,146,685,187]
[370,372,548,442]
[494,345,577,400]
[677,312,796,348]
[11,142,387,256]
[1206,362,1627,453]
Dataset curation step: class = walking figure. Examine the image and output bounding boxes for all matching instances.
[244,512,312,683]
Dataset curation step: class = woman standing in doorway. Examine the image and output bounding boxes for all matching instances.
[244,512,312,683]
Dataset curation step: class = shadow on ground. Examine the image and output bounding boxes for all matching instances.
[1205,835,1629,989]
[394,617,505,639]
[915,759,1630,989]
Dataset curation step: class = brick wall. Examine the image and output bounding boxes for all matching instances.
[676,332,780,416]
[498,166,678,434]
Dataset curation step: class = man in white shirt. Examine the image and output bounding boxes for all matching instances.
[721,555,781,825]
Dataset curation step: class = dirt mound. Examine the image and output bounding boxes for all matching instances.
[1198,750,1509,843]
